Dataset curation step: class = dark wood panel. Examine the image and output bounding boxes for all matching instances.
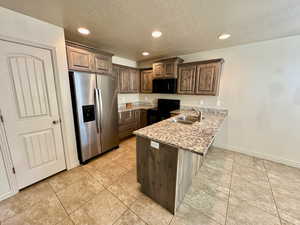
[195,62,222,96]
[153,63,164,77]
[139,109,148,128]
[66,46,93,72]
[177,65,197,94]
[130,69,140,93]
[118,67,131,93]
[94,53,112,74]
[153,57,183,78]
[118,110,137,125]
[66,41,113,74]
[115,64,140,93]
[140,70,153,93]
[136,136,178,214]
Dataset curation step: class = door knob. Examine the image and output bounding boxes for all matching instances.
[52,120,60,125]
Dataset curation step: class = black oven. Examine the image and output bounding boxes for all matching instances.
[147,99,180,125]
[152,78,177,94]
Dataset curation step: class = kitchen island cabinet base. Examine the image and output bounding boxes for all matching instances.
[136,136,203,214]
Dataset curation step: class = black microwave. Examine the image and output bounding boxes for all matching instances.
[152,78,177,94]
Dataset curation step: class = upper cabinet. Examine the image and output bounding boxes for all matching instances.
[177,59,224,96]
[195,62,222,95]
[114,64,140,93]
[177,65,197,94]
[118,67,131,93]
[66,46,93,72]
[140,70,154,93]
[153,57,184,78]
[66,41,113,75]
[130,69,140,93]
[94,54,112,74]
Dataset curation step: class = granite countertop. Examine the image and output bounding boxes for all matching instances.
[134,109,228,156]
[118,105,155,112]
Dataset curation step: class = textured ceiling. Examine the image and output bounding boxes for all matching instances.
[1,0,300,61]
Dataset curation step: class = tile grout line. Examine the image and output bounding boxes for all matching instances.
[224,153,235,225]
[47,181,75,225]
[263,161,283,225]
[128,207,152,225]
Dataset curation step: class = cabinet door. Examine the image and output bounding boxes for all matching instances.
[165,62,176,77]
[118,67,131,93]
[195,63,221,96]
[94,54,112,74]
[140,70,153,93]
[66,46,93,72]
[113,64,119,79]
[130,69,140,93]
[139,109,148,128]
[119,110,136,125]
[153,63,164,77]
[177,65,197,94]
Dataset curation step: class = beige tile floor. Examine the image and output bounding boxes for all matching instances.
[1,137,300,225]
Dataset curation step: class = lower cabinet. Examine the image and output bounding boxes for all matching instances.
[139,109,148,128]
[118,109,148,140]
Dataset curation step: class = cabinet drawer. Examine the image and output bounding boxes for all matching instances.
[119,122,138,139]
[119,122,138,133]
[118,110,138,125]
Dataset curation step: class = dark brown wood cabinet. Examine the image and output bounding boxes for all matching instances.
[153,63,164,77]
[114,64,140,93]
[177,65,197,94]
[66,46,93,72]
[195,62,222,95]
[94,54,112,74]
[66,41,113,74]
[140,70,154,93]
[118,67,131,93]
[153,57,184,78]
[118,109,148,140]
[177,59,223,96]
[130,69,140,93]
[139,109,148,128]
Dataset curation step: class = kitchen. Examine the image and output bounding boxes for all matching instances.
[0,1,300,225]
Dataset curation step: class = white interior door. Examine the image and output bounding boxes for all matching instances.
[0,39,66,189]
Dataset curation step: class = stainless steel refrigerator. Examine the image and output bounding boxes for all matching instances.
[69,71,119,163]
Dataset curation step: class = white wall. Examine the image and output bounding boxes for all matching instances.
[0,7,79,199]
[112,56,137,68]
[140,36,300,167]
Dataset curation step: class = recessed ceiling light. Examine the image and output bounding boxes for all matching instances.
[142,52,150,56]
[152,30,162,38]
[218,33,231,40]
[78,27,90,35]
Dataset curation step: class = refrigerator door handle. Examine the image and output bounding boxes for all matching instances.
[98,88,104,129]
[94,88,100,133]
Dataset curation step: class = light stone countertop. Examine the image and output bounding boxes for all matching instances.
[118,105,155,112]
[134,109,228,156]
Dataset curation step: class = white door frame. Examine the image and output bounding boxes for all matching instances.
[0,35,79,199]
[0,111,18,199]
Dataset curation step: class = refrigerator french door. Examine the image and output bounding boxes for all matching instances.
[69,71,119,163]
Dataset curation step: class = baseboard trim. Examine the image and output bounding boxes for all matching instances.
[0,189,18,201]
[214,143,300,169]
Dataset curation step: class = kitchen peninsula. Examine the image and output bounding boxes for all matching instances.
[134,108,228,214]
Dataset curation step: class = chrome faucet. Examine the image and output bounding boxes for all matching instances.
[192,107,202,122]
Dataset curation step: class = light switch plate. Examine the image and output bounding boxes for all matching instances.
[150,141,159,149]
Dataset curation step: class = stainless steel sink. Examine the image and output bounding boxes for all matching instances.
[172,115,202,124]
